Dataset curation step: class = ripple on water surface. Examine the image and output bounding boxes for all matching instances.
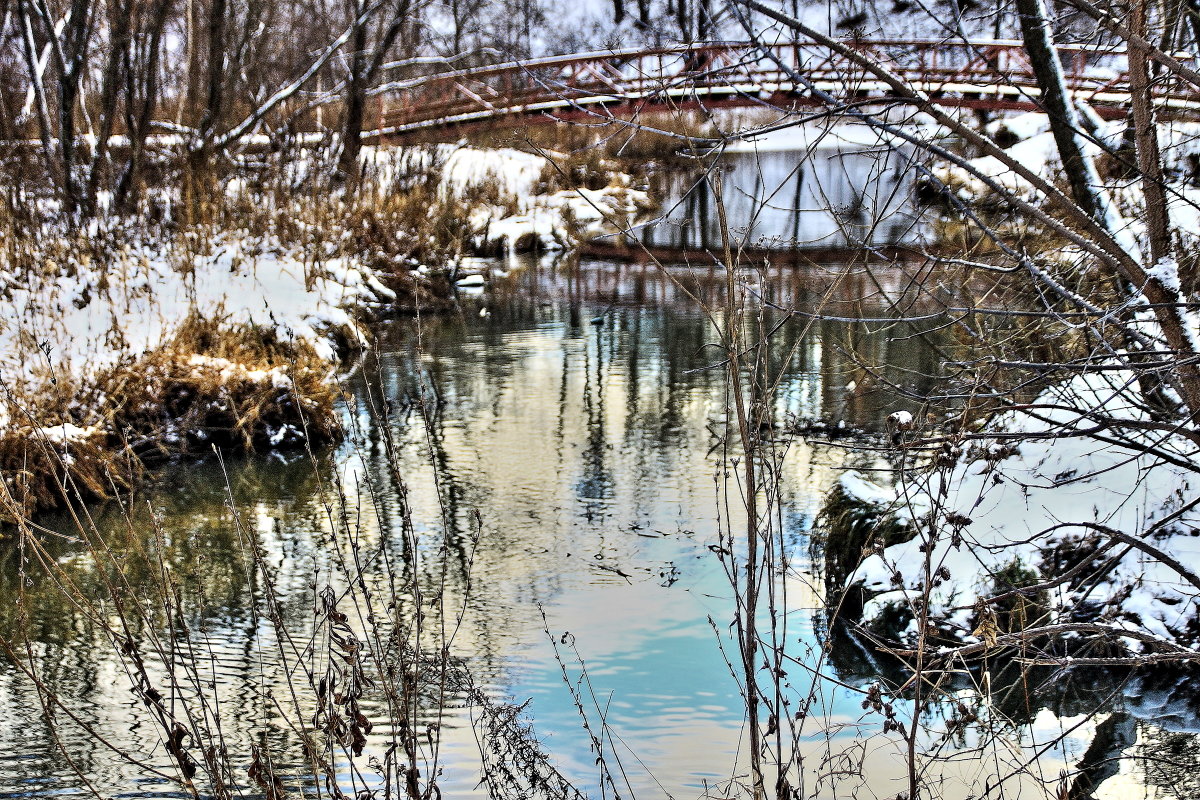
[0,260,1187,799]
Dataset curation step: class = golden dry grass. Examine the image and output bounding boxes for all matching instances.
[101,314,343,459]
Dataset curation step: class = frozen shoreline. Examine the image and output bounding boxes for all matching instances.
[0,143,647,520]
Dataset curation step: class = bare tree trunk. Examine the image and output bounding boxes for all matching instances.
[1014,0,1107,224]
[201,0,227,143]
[339,0,415,184]
[83,0,133,217]
[677,0,690,41]
[697,0,711,39]
[337,0,370,182]
[1128,0,1172,269]
[32,0,95,215]
[189,0,227,208]
[1185,0,1200,51]
[114,0,170,212]
[14,0,59,191]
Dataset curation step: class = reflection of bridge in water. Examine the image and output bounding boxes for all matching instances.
[493,252,947,317]
[375,39,1200,136]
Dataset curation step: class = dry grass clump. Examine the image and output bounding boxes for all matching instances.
[213,153,489,288]
[1,312,344,522]
[102,314,342,460]
[0,425,139,523]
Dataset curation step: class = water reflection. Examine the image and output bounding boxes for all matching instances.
[641,125,922,252]
[0,258,1192,799]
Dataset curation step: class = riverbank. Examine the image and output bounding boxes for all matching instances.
[9,276,1153,800]
[819,110,1200,656]
[0,141,649,521]
[827,374,1200,653]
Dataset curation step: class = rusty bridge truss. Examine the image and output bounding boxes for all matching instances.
[369,39,1200,136]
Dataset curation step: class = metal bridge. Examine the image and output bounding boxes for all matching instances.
[372,39,1200,136]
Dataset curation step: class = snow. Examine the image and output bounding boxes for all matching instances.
[938,129,1065,202]
[361,143,651,256]
[360,143,549,202]
[1146,256,1182,294]
[847,369,1200,649]
[186,354,295,389]
[985,111,1049,142]
[0,226,390,432]
[838,470,896,506]
[34,423,99,444]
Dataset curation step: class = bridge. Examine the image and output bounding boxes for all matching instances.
[370,39,1200,136]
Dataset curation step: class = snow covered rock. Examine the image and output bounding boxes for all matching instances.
[839,370,1200,650]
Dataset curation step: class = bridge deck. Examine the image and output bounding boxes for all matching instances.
[369,40,1200,136]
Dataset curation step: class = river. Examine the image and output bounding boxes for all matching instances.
[0,256,1196,799]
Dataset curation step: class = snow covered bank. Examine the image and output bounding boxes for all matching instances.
[933,112,1200,246]
[0,224,394,520]
[861,110,1200,652]
[829,370,1200,651]
[0,141,653,521]
[361,143,654,257]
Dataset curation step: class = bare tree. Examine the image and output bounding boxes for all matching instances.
[337,0,419,183]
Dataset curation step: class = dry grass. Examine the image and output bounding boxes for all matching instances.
[0,425,140,523]
[0,134,607,522]
[0,314,343,523]
[102,314,343,460]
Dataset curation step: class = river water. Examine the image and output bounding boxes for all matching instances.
[1,257,1197,799]
[640,125,922,252]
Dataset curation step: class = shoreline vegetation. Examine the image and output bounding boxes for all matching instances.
[818,109,1200,659]
[0,139,650,521]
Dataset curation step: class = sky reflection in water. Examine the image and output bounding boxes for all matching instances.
[0,257,1171,799]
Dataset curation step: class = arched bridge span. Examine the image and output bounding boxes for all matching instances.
[372,39,1200,136]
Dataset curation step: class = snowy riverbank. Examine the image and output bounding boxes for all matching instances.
[831,369,1200,652]
[359,142,654,256]
[0,223,394,519]
[0,142,649,521]
[819,109,1200,654]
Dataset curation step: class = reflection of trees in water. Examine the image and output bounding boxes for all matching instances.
[0,445,480,795]
[1137,725,1200,798]
[414,258,953,432]
[824,618,1200,794]
[577,313,612,503]
[0,262,985,795]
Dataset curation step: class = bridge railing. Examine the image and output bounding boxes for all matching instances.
[373,40,1200,135]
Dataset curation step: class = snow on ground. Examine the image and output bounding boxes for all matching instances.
[934,113,1200,246]
[1,142,651,449]
[843,370,1200,649]
[935,125,1068,203]
[362,143,653,256]
[0,228,390,434]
